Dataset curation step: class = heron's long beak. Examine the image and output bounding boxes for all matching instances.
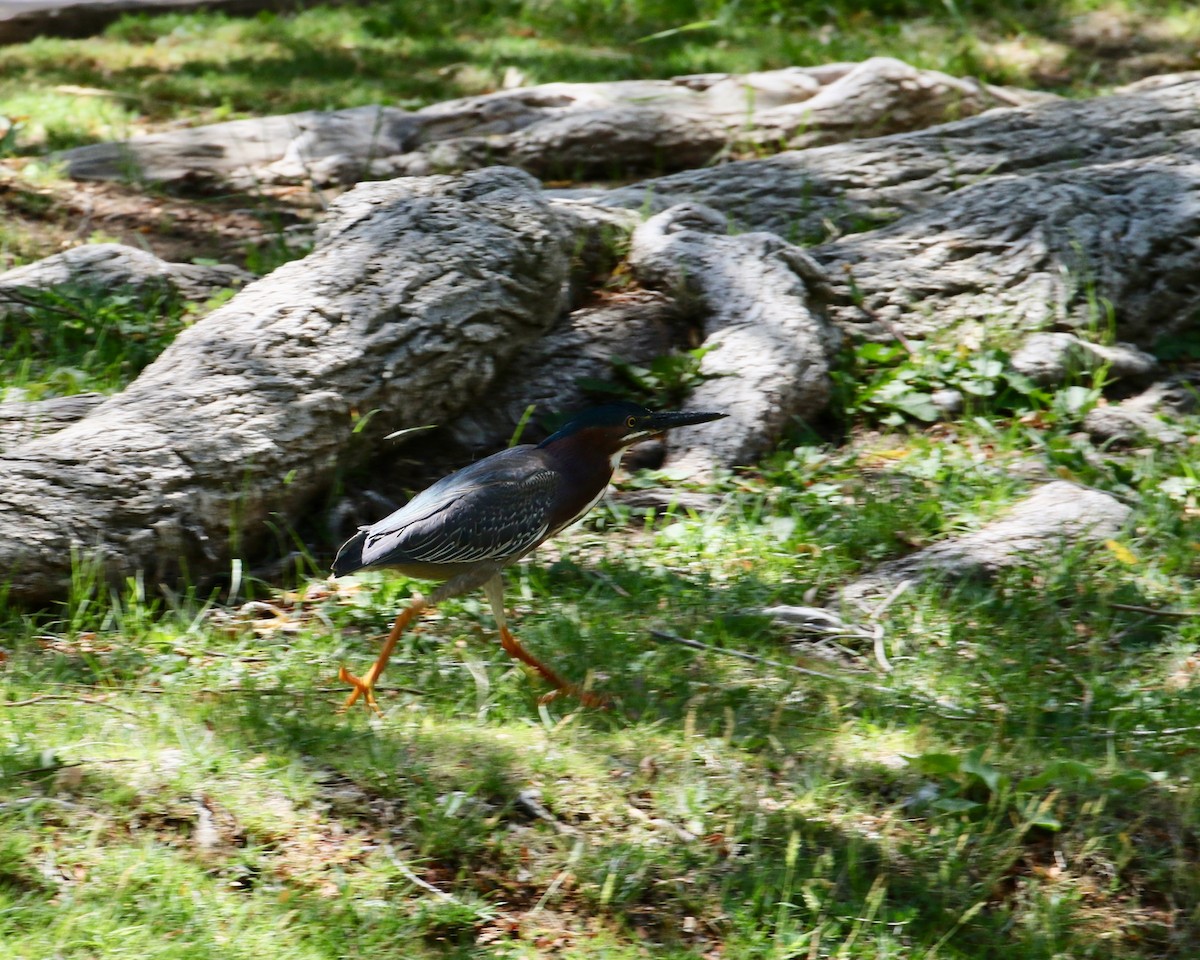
[641,409,727,432]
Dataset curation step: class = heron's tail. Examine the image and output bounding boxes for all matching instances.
[331,528,368,577]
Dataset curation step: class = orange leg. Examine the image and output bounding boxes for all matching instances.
[497,624,608,709]
[340,570,607,714]
[340,568,499,715]
[484,576,607,709]
[339,598,428,714]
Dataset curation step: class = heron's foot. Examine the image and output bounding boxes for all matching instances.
[336,604,426,718]
[498,625,608,709]
[338,664,384,717]
[537,686,611,710]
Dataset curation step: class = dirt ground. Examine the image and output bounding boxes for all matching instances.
[0,163,319,271]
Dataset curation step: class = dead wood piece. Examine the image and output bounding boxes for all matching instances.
[56,60,1043,189]
[383,105,728,181]
[0,245,249,454]
[628,203,839,473]
[258,106,421,186]
[0,243,251,304]
[560,74,1200,240]
[355,290,684,535]
[14,71,1200,603]
[61,106,419,189]
[437,290,680,463]
[1083,405,1186,445]
[0,167,571,605]
[841,481,1133,603]
[746,56,1055,151]
[1121,371,1200,416]
[763,605,871,638]
[1081,369,1200,445]
[1010,333,1158,387]
[388,58,1033,179]
[611,488,722,514]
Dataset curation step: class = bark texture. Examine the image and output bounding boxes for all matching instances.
[1010,333,1158,387]
[0,392,105,452]
[0,167,570,603]
[561,73,1198,230]
[1083,369,1200,445]
[628,203,839,473]
[439,291,681,461]
[818,155,1200,345]
[0,246,250,454]
[559,74,1200,351]
[4,64,1199,603]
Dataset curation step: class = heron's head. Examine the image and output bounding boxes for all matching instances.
[539,401,726,458]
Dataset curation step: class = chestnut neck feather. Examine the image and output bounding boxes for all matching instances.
[539,426,622,535]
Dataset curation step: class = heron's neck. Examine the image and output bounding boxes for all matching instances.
[542,440,621,535]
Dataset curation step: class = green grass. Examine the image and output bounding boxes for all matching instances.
[2,363,1198,955]
[2,1,1200,955]
[0,0,1197,153]
[0,283,229,399]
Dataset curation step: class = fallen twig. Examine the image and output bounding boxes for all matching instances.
[388,851,461,903]
[515,789,578,836]
[38,682,428,699]
[172,647,271,662]
[2,693,139,718]
[529,837,586,916]
[649,629,977,719]
[1121,724,1200,738]
[584,567,631,599]
[10,757,140,778]
[842,265,918,355]
[1055,723,1200,742]
[1110,602,1199,618]
[652,628,886,689]
[385,843,520,926]
[865,578,913,622]
[625,803,696,842]
[872,624,893,674]
[0,796,85,812]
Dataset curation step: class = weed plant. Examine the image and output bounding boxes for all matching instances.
[1,313,1197,954]
[2,2,1200,955]
[0,283,205,398]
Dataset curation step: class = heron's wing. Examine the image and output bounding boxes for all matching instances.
[358,452,559,569]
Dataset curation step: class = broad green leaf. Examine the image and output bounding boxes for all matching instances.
[906,752,961,776]
[962,749,1005,793]
[1016,760,1097,792]
[933,797,983,815]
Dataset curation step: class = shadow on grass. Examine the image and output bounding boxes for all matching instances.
[113,542,1185,954]
[3,483,1197,957]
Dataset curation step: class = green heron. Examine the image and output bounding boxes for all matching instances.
[332,401,726,712]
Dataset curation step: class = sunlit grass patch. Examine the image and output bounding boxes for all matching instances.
[2,299,1197,954]
[2,432,1199,954]
[0,0,1196,160]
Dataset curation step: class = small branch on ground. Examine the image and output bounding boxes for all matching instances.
[1109,602,1199,618]
[649,629,977,719]
[2,693,139,717]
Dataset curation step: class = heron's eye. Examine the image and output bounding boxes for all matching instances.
[626,416,637,428]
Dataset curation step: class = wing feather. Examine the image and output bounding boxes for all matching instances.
[356,448,559,570]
